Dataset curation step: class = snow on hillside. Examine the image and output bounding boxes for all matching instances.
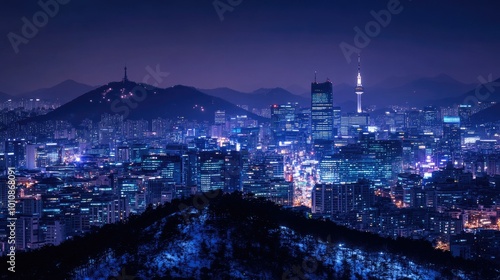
[73,208,471,280]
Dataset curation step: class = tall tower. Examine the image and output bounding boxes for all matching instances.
[355,55,364,114]
[123,66,128,82]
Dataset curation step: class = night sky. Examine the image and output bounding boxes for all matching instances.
[1,0,499,94]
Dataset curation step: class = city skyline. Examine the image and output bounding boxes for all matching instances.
[1,0,499,94]
[2,1,500,278]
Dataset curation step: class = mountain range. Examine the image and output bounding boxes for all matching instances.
[16,80,96,104]
[8,74,500,125]
[201,74,478,112]
[4,74,481,109]
[198,87,310,109]
[0,92,14,102]
[25,81,266,125]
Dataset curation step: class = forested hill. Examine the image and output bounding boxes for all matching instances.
[2,192,498,279]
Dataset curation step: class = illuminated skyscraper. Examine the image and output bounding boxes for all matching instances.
[442,116,462,165]
[214,110,226,125]
[312,180,373,215]
[458,104,472,131]
[333,106,341,136]
[270,104,297,142]
[199,151,242,193]
[5,139,26,168]
[311,78,334,142]
[422,106,440,135]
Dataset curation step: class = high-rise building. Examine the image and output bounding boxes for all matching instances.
[441,116,462,165]
[130,144,148,163]
[141,155,183,184]
[458,104,472,131]
[117,177,143,214]
[340,113,369,137]
[17,197,43,216]
[199,151,242,193]
[269,179,293,206]
[44,220,65,246]
[270,104,298,143]
[5,139,26,168]
[311,183,334,215]
[223,151,243,193]
[311,80,334,142]
[422,106,440,135]
[214,110,226,125]
[333,106,341,136]
[360,136,403,183]
[15,215,41,250]
[145,178,175,206]
[151,118,169,137]
[25,144,37,170]
[318,138,402,185]
[406,110,421,135]
[199,151,225,192]
[116,146,130,163]
[312,180,373,215]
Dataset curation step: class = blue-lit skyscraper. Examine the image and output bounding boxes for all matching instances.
[458,104,472,132]
[311,80,334,142]
[441,116,462,166]
[5,139,26,168]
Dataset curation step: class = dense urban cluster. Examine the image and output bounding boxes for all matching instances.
[1,72,500,268]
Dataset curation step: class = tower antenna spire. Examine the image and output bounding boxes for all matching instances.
[314,71,317,83]
[358,54,361,76]
[355,54,364,113]
[123,65,128,82]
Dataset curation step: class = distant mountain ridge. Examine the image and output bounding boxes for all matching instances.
[17,80,96,104]
[200,74,476,111]
[0,91,14,102]
[334,74,476,109]
[199,87,310,109]
[24,81,266,125]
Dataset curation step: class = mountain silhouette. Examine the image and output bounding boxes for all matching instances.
[17,79,96,104]
[200,87,309,108]
[26,81,266,125]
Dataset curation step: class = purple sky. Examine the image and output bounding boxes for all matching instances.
[1,0,499,94]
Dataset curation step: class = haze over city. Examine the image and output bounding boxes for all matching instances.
[1,0,499,94]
